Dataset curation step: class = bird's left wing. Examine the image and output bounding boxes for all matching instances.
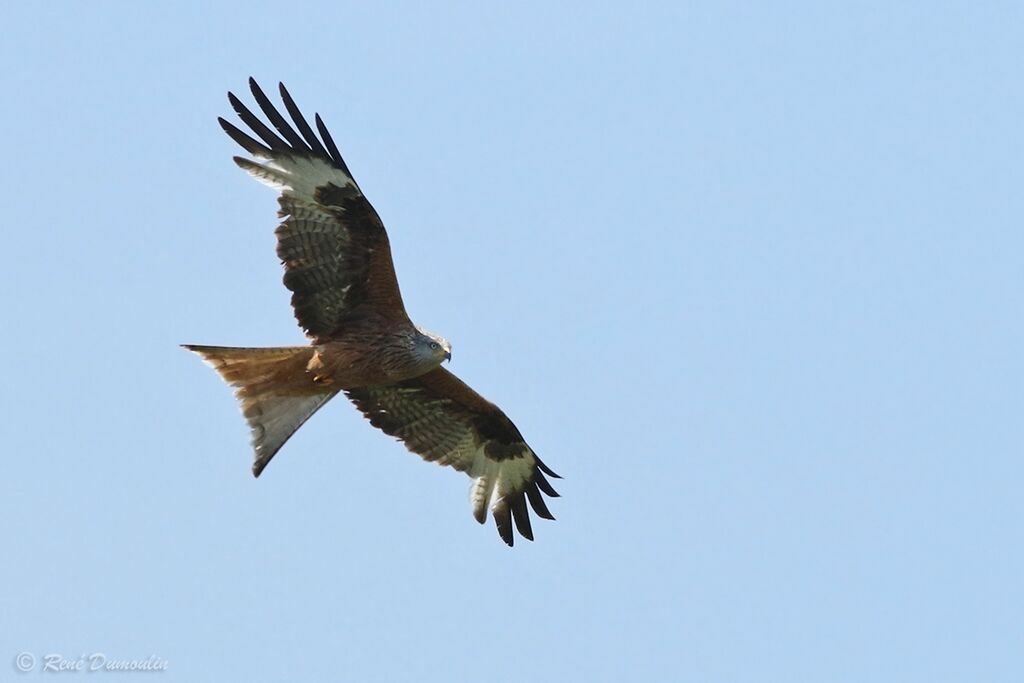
[219,78,410,340]
[344,368,560,546]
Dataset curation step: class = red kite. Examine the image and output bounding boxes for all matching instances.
[184,79,559,546]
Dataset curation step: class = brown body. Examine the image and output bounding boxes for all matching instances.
[188,326,428,398]
[310,325,437,388]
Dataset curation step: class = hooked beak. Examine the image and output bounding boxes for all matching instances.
[444,350,452,363]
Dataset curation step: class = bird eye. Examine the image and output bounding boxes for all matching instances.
[430,342,439,350]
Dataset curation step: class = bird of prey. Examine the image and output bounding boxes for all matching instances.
[184,79,559,546]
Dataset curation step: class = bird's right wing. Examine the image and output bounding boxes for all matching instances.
[344,368,561,546]
[221,78,409,340]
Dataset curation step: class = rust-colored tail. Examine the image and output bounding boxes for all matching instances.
[182,345,337,476]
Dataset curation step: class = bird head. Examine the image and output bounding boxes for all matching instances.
[414,327,452,365]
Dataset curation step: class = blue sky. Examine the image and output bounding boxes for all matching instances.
[1,2,1021,681]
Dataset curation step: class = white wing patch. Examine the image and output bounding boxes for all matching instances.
[234,154,356,205]
[467,445,535,524]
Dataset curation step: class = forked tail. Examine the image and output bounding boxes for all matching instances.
[182,345,338,476]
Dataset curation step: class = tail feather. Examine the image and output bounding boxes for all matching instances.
[182,344,337,476]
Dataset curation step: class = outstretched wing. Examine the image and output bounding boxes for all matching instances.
[344,368,560,546]
[221,78,408,340]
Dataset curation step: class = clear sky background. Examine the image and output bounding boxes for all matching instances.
[1,2,1021,681]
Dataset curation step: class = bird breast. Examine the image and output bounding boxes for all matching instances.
[310,334,434,388]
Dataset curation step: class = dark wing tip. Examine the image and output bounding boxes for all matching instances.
[232,156,267,179]
[491,492,538,546]
[277,81,333,161]
[534,469,560,498]
[509,492,534,541]
[526,482,556,521]
[220,117,273,157]
[227,88,288,152]
[315,112,352,177]
[535,454,561,479]
[493,499,514,547]
[226,90,245,113]
[247,77,270,107]
[249,77,309,151]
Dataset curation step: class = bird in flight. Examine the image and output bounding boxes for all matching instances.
[184,79,559,546]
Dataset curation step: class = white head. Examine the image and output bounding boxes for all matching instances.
[413,326,452,366]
